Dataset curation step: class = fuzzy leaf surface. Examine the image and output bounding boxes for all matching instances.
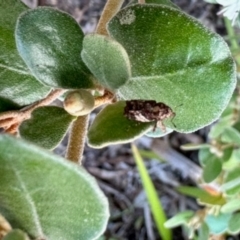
[88,101,153,148]
[15,7,93,89]
[0,135,109,240]
[108,4,236,133]
[0,0,50,108]
[82,34,131,90]
[3,230,29,240]
[130,0,179,9]
[19,106,75,149]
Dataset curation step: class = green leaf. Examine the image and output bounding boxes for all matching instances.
[177,186,226,206]
[164,211,194,228]
[221,168,240,195]
[221,199,240,213]
[87,101,153,148]
[198,223,209,240]
[19,106,75,150]
[108,4,236,133]
[221,126,240,145]
[205,213,231,235]
[15,7,93,89]
[0,97,21,113]
[132,144,171,240]
[3,230,30,240]
[0,0,50,107]
[0,135,109,240]
[203,157,222,183]
[129,0,179,9]
[180,143,210,151]
[228,212,240,234]
[198,148,213,167]
[81,34,131,90]
[209,115,233,139]
[223,148,240,170]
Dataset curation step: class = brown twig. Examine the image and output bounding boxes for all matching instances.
[94,90,115,109]
[138,0,145,3]
[96,0,124,35]
[0,89,66,134]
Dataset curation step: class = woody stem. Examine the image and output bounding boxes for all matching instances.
[65,0,122,164]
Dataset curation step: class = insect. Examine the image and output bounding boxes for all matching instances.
[124,100,176,132]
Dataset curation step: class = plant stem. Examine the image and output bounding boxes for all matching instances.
[66,0,122,164]
[0,89,66,132]
[96,0,124,35]
[65,115,89,164]
[139,0,145,3]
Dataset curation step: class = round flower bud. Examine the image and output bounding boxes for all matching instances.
[63,90,95,116]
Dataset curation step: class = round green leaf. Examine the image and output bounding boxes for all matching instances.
[198,148,213,167]
[205,213,231,235]
[0,135,109,240]
[19,106,75,150]
[3,230,29,240]
[88,101,153,148]
[108,4,236,133]
[0,0,50,107]
[15,7,93,89]
[203,157,222,183]
[164,211,194,228]
[228,212,240,234]
[82,34,131,91]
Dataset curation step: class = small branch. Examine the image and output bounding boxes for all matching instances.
[94,90,115,109]
[96,0,124,35]
[65,115,89,164]
[139,0,145,3]
[0,89,66,133]
[66,0,122,164]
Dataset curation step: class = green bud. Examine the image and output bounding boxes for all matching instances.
[63,90,94,116]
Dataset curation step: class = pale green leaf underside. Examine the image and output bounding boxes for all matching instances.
[0,135,109,240]
[145,126,173,138]
[205,213,231,234]
[82,34,131,91]
[164,211,194,228]
[88,101,153,148]
[221,199,240,213]
[19,106,75,149]
[108,4,236,133]
[0,0,50,108]
[15,7,93,89]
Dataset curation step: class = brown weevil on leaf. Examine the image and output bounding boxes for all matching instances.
[124,100,176,132]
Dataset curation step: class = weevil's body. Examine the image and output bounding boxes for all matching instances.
[124,100,175,131]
